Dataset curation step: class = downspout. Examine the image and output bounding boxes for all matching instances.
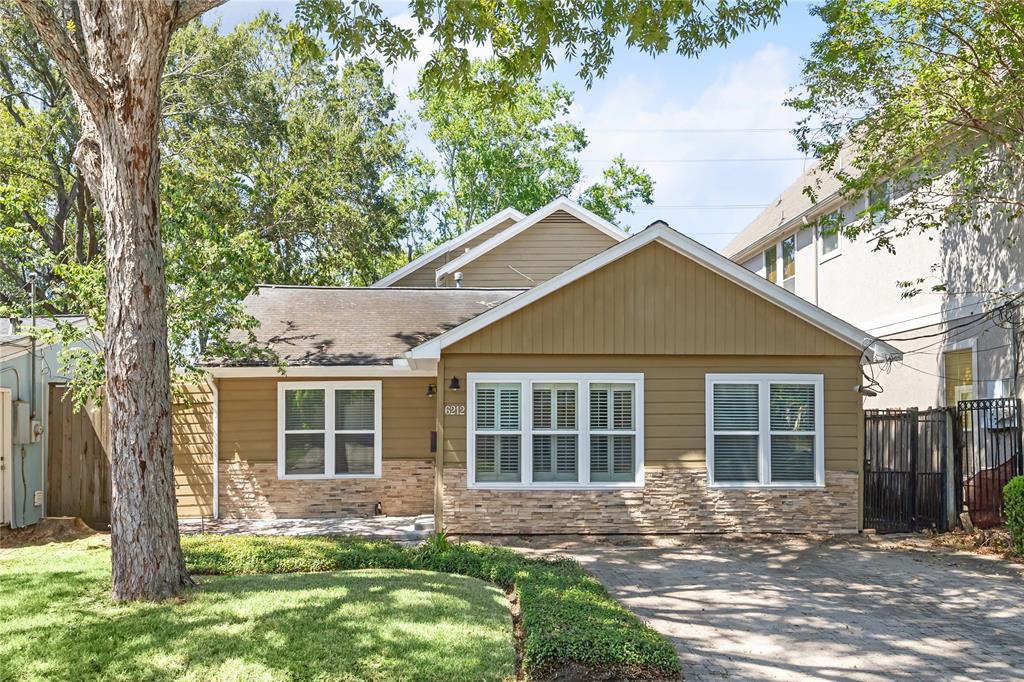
[206,375,220,520]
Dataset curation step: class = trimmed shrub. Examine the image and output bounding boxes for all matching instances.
[1004,475,1024,555]
[181,533,681,678]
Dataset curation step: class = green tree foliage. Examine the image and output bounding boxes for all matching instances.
[294,0,785,94]
[416,60,654,237]
[0,11,424,402]
[789,0,1024,260]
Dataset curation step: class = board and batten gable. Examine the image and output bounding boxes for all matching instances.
[439,210,618,288]
[389,216,520,287]
[216,376,436,518]
[437,240,865,534]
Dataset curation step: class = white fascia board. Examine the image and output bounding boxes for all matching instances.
[206,364,437,378]
[409,223,902,364]
[433,197,630,283]
[371,207,525,287]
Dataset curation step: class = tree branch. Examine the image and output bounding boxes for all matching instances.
[170,0,228,31]
[12,0,104,110]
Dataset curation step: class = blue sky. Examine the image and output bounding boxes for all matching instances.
[206,1,824,252]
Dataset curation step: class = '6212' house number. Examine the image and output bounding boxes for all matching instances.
[443,404,466,416]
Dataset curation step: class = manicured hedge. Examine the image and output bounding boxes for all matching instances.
[181,533,680,679]
[1005,475,1024,555]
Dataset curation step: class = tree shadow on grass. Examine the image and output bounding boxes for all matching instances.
[2,568,515,682]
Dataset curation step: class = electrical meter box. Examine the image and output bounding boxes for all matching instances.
[12,400,31,445]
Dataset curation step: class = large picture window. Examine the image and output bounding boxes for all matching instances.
[705,374,823,488]
[278,381,382,479]
[468,373,644,489]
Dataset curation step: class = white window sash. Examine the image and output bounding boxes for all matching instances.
[705,374,824,489]
[277,380,383,480]
[467,373,644,490]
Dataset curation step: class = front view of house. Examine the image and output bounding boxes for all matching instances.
[190,198,900,534]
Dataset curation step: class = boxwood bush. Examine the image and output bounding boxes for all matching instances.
[1004,475,1024,554]
[181,533,680,679]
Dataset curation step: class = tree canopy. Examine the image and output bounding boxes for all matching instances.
[789,0,1024,267]
[416,59,653,238]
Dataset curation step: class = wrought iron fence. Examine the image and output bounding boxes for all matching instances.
[956,398,1023,529]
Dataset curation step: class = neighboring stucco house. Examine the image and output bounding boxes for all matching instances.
[188,197,900,534]
[723,167,1023,410]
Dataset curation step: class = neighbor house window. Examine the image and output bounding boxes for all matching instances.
[781,235,796,292]
[278,381,382,479]
[763,244,777,283]
[819,211,841,259]
[705,374,823,487]
[468,373,644,488]
[867,182,891,223]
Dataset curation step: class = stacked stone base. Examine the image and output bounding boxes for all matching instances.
[220,459,434,518]
[442,467,859,534]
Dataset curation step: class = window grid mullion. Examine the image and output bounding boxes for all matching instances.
[580,381,591,484]
[758,381,770,485]
[325,388,335,477]
[523,381,532,485]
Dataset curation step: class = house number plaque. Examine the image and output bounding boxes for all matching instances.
[443,404,466,416]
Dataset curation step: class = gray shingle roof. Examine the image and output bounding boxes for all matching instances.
[722,162,844,260]
[217,286,525,366]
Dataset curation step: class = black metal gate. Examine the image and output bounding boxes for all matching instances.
[956,398,1023,528]
[864,408,949,532]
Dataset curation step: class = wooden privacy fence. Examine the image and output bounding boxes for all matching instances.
[47,384,111,527]
[46,383,215,527]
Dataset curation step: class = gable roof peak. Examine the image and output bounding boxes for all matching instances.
[433,196,630,282]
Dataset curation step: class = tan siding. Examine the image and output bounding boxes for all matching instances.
[439,354,863,473]
[443,210,617,288]
[390,217,519,287]
[219,376,435,464]
[450,242,859,356]
[171,383,214,518]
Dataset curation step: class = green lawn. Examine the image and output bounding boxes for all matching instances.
[0,540,515,682]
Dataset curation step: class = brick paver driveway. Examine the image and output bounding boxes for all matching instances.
[511,536,1024,681]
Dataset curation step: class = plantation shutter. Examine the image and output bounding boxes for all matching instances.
[769,384,815,482]
[533,384,578,482]
[711,383,758,483]
[475,384,521,482]
[590,384,636,482]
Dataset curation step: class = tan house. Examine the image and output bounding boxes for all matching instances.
[178,197,901,534]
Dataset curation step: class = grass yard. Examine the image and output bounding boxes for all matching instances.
[0,539,514,682]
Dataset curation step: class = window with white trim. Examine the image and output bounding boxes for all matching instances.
[705,374,823,487]
[278,381,382,479]
[468,373,644,488]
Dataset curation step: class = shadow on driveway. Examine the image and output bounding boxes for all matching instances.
[494,535,1024,681]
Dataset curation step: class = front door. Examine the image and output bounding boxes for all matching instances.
[0,388,11,526]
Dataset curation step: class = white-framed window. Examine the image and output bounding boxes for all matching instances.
[277,380,382,479]
[763,244,778,284]
[705,374,824,488]
[818,210,842,261]
[781,234,796,292]
[468,373,644,489]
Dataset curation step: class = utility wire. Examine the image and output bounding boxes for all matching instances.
[580,157,806,164]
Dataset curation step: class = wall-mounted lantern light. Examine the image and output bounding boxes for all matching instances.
[426,383,437,398]
[448,376,461,391]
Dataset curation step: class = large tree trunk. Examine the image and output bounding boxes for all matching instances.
[15,0,225,601]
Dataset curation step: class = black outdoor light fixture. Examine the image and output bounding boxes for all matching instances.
[426,383,437,398]
[448,375,461,391]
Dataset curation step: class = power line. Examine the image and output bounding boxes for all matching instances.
[631,204,768,210]
[588,127,809,133]
[580,157,806,164]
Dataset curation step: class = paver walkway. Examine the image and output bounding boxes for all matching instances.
[504,535,1024,681]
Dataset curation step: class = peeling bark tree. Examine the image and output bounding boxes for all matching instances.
[14,0,225,601]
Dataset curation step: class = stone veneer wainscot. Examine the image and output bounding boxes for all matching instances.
[442,467,859,534]
[220,459,435,518]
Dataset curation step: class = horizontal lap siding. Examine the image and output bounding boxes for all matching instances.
[440,354,862,472]
[450,211,617,288]
[450,242,855,356]
[390,217,519,287]
[171,383,214,518]
[219,376,434,463]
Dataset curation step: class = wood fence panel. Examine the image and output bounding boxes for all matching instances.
[46,383,213,527]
